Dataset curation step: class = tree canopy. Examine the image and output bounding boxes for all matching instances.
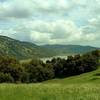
[0,50,99,83]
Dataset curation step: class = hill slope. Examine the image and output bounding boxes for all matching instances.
[0,67,100,100]
[44,66,100,84]
[0,35,99,59]
[0,36,54,59]
[42,44,99,56]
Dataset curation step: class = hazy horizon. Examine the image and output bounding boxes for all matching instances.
[0,0,100,47]
[0,34,100,48]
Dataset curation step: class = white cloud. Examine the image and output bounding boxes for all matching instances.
[0,0,100,47]
[4,19,97,45]
[0,0,81,20]
[0,0,33,19]
[30,31,51,44]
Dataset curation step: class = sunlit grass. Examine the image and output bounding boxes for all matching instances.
[0,83,100,100]
[0,67,100,100]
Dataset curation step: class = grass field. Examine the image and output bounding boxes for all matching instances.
[0,67,100,100]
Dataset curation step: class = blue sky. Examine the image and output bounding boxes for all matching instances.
[0,0,100,47]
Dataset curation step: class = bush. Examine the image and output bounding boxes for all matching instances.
[49,50,100,78]
[0,73,14,83]
[24,59,54,82]
[0,50,99,83]
[0,56,23,82]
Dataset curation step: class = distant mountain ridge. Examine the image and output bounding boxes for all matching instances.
[42,44,99,55]
[0,35,99,59]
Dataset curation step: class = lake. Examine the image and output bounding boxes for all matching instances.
[40,56,68,63]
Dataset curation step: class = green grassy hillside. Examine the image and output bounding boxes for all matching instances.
[44,66,100,84]
[0,67,100,100]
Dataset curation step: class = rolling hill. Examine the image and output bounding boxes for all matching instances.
[0,36,54,59]
[0,67,100,100]
[42,44,99,56]
[0,35,99,59]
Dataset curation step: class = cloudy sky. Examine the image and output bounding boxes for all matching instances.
[0,0,100,47]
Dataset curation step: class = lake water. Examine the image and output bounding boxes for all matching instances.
[40,56,68,63]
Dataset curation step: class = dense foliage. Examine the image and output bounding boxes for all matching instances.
[0,50,99,83]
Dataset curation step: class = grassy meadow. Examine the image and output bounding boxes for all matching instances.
[0,67,100,100]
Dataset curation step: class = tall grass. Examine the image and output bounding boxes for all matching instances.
[0,83,100,100]
[0,67,100,100]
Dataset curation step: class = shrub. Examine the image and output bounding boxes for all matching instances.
[0,73,14,83]
[0,56,23,82]
[0,50,99,83]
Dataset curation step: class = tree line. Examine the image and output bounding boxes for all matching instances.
[0,50,99,83]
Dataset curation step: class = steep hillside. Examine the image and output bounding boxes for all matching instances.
[0,36,54,59]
